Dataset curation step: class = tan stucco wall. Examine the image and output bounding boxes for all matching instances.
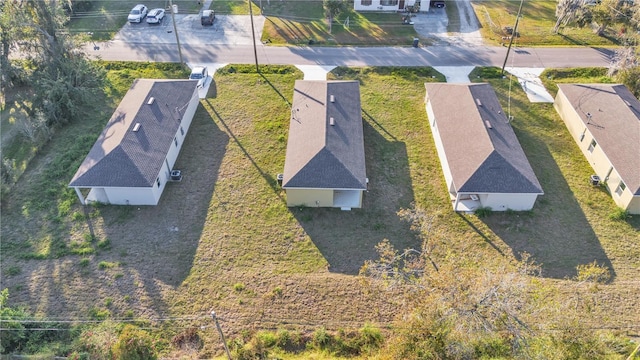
[555,90,637,213]
[285,189,334,207]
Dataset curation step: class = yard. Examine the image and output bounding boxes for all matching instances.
[1,64,639,356]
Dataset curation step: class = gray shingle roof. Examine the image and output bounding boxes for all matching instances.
[425,83,543,194]
[557,84,640,195]
[282,80,367,189]
[69,79,198,188]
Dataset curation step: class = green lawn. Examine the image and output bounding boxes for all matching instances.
[1,64,638,357]
[259,0,420,46]
[472,0,633,46]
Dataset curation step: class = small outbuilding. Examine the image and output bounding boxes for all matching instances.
[282,80,367,210]
[424,83,543,212]
[554,84,640,214]
[69,79,200,205]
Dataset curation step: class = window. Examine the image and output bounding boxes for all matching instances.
[588,139,597,152]
[180,126,184,136]
[174,137,178,147]
[361,0,372,4]
[380,0,398,5]
[615,181,626,196]
[156,177,161,187]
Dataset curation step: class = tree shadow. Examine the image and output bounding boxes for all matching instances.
[205,99,285,201]
[290,120,418,275]
[479,129,615,280]
[95,105,229,313]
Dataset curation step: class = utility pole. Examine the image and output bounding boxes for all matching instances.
[169,0,184,64]
[211,311,232,360]
[501,0,524,75]
[249,0,259,73]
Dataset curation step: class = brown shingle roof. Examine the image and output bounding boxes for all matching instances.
[425,83,543,194]
[557,84,640,195]
[282,80,367,189]
[69,79,198,188]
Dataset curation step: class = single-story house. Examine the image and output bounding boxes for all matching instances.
[282,80,367,210]
[554,84,640,214]
[69,79,200,205]
[354,0,425,13]
[424,83,544,212]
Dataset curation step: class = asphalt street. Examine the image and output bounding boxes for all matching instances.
[85,12,615,68]
[86,41,615,68]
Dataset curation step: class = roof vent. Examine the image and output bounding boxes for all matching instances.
[624,99,632,107]
[330,95,335,103]
[476,98,482,107]
[484,120,492,129]
[329,117,335,126]
[133,123,141,132]
[147,97,155,105]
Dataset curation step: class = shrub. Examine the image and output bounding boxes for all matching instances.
[171,327,202,352]
[475,206,493,218]
[575,261,611,283]
[608,207,630,221]
[233,282,245,292]
[111,325,157,360]
[75,321,119,360]
[96,238,111,250]
[5,265,21,276]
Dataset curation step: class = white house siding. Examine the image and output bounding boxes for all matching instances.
[480,193,538,211]
[426,101,455,198]
[555,91,639,213]
[98,187,159,206]
[354,0,417,12]
[285,188,334,207]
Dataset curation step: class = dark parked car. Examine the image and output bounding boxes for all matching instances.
[201,10,215,26]
[431,0,445,8]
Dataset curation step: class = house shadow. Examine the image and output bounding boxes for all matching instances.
[477,127,615,280]
[96,104,229,312]
[291,119,419,275]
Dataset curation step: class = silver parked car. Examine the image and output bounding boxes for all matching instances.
[128,4,148,23]
[189,66,208,88]
[146,8,165,24]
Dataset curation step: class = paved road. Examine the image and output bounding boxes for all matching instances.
[87,41,615,68]
[87,8,615,68]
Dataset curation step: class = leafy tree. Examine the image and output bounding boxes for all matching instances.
[111,325,158,360]
[557,0,637,36]
[1,0,105,129]
[323,0,348,33]
[554,0,584,33]
[608,46,640,97]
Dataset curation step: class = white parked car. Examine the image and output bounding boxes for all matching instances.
[146,8,165,24]
[189,66,208,88]
[128,4,148,23]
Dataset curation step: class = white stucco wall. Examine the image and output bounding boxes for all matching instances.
[480,193,539,211]
[426,101,455,197]
[354,0,417,11]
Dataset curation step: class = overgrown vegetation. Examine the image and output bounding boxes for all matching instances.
[2,63,639,358]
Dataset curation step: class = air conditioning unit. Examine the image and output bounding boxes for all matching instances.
[170,170,183,182]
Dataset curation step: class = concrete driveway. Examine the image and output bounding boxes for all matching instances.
[114,15,265,45]
[412,1,483,46]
